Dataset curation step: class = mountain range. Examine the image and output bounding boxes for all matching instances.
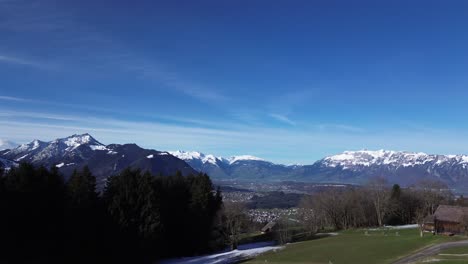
[3,134,468,192]
[170,150,468,192]
[0,134,195,188]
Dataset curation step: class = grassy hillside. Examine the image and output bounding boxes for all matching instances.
[247,228,462,264]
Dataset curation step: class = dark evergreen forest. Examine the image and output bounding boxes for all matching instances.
[0,163,225,264]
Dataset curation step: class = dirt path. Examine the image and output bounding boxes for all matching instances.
[393,240,468,264]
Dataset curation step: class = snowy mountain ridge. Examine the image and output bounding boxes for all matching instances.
[0,134,196,188]
[322,150,468,169]
[169,150,266,166]
[170,149,468,169]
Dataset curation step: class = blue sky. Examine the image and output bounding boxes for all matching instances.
[1,0,468,164]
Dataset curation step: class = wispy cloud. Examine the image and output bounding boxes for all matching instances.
[0,110,85,122]
[0,0,68,33]
[317,123,365,133]
[3,107,468,163]
[121,59,228,103]
[269,113,296,126]
[0,1,225,104]
[267,89,318,114]
[3,114,468,164]
[0,95,30,102]
[0,55,51,69]
[0,95,117,113]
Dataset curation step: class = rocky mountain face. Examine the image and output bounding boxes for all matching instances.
[0,134,196,187]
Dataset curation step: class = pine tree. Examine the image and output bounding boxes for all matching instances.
[2,163,66,263]
[67,166,97,207]
[391,184,401,200]
[104,169,162,260]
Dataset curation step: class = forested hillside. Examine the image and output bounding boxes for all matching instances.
[0,164,224,263]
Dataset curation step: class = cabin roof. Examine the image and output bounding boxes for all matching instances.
[261,221,276,232]
[433,205,468,223]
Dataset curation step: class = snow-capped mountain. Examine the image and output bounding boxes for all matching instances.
[321,150,468,169]
[0,139,18,151]
[169,150,292,180]
[170,149,468,192]
[169,151,226,166]
[5,136,468,191]
[294,150,468,191]
[168,151,266,166]
[0,134,196,188]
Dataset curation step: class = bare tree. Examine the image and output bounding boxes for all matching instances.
[298,195,320,236]
[414,208,427,237]
[314,188,346,230]
[302,187,379,231]
[414,179,452,215]
[342,188,369,228]
[223,202,248,250]
[367,177,390,227]
[275,216,292,245]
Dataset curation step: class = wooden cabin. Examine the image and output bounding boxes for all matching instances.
[424,205,468,235]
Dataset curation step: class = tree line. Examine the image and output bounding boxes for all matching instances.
[0,163,225,264]
[298,177,453,234]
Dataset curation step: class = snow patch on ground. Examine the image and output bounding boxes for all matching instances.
[367,224,418,231]
[56,163,65,168]
[317,232,339,236]
[15,154,29,161]
[90,145,107,151]
[161,242,283,264]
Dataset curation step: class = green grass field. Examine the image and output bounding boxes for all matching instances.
[416,246,468,264]
[246,228,462,264]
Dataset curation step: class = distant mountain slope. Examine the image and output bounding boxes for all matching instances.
[0,134,196,187]
[297,150,468,188]
[169,151,293,180]
[171,149,468,192]
[0,157,17,171]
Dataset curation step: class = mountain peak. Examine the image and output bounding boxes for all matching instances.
[16,139,46,152]
[170,150,203,159]
[169,150,224,166]
[228,155,265,164]
[65,133,97,143]
[58,133,104,151]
